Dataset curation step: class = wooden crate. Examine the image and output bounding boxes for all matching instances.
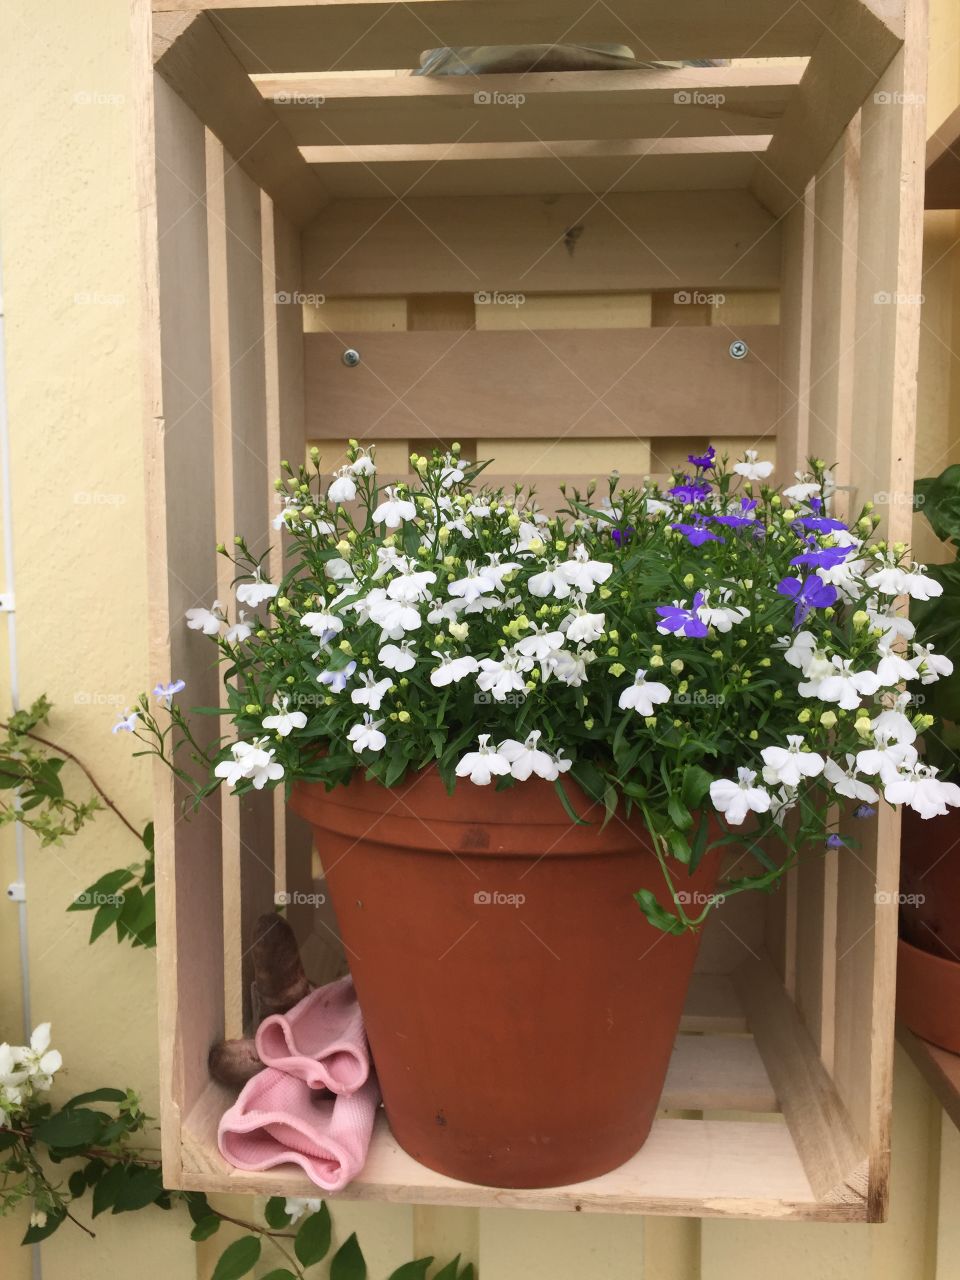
[140,0,927,1223]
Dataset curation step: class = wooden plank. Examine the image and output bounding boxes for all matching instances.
[898,1027,960,1135]
[153,10,328,225]
[834,0,926,1220]
[775,185,815,481]
[149,75,227,1182]
[681,974,749,1034]
[925,103,960,208]
[298,140,766,198]
[733,957,867,1204]
[303,326,781,441]
[476,293,652,331]
[751,0,904,214]
[301,192,782,296]
[255,66,803,146]
[183,1084,826,1217]
[206,135,278,1036]
[666,1036,778,1113]
[173,0,852,73]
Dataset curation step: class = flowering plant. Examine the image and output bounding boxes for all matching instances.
[124,443,960,933]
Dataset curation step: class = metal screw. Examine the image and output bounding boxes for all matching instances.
[342,348,361,367]
[729,340,748,360]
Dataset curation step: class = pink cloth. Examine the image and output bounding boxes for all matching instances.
[256,977,369,1093]
[218,980,380,1191]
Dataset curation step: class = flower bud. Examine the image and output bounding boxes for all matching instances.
[917,714,935,730]
[508,514,521,531]
[527,537,544,554]
[245,704,259,714]
[339,640,353,655]
[450,621,469,641]
[336,539,351,555]
[749,730,759,740]
[584,717,595,730]
[782,509,797,521]
[650,654,664,668]
[599,586,612,600]
[670,659,684,675]
[609,663,625,678]
[683,573,695,589]
[438,525,450,544]
[819,710,837,728]
[398,710,411,723]
[854,715,873,738]
[797,708,812,723]
[852,610,870,628]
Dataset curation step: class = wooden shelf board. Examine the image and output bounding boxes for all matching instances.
[897,1025,960,1132]
[925,104,960,209]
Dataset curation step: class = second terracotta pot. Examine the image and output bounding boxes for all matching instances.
[291,768,721,1189]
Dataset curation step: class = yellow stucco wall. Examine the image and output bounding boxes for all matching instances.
[1,2,960,1278]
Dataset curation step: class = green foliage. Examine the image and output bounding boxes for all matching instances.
[294,1204,331,1266]
[914,465,960,771]
[331,1232,367,1280]
[0,696,100,845]
[210,1236,262,1280]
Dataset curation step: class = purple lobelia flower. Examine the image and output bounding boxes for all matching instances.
[790,543,854,570]
[671,519,724,547]
[825,833,844,849]
[854,804,877,819]
[687,445,716,471]
[777,574,838,627]
[611,525,636,547]
[668,475,712,503]
[794,516,847,534]
[656,590,710,638]
[713,497,759,529]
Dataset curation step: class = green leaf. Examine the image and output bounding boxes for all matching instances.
[666,829,691,865]
[112,1165,164,1212]
[687,811,711,874]
[667,793,693,833]
[0,1130,19,1151]
[185,1191,212,1224]
[295,1203,331,1266]
[34,1107,105,1149]
[263,1195,292,1229]
[67,868,134,911]
[330,1232,367,1280]
[459,1266,475,1280]
[432,1256,461,1280]
[634,888,686,936]
[21,1207,66,1244]
[92,1162,127,1216]
[63,1087,127,1108]
[142,821,155,854]
[210,1236,262,1280]
[68,1170,87,1198]
[387,1259,433,1280]
[260,1271,298,1280]
[89,900,124,942]
[190,1215,222,1242]
[681,764,713,811]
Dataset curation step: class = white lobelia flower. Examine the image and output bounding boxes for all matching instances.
[782,630,818,671]
[770,784,799,827]
[350,671,395,711]
[515,625,565,665]
[349,449,376,477]
[709,769,772,825]
[696,590,750,633]
[875,642,918,686]
[560,601,606,645]
[824,755,880,804]
[185,601,222,635]
[618,669,671,717]
[439,455,466,488]
[372,486,416,529]
[546,646,594,687]
[14,1024,62,1090]
[499,731,562,782]
[214,739,285,791]
[347,715,387,754]
[262,696,308,738]
[866,598,915,644]
[911,643,954,684]
[782,477,822,503]
[317,660,356,694]
[284,1197,323,1224]
[111,709,139,734]
[865,559,944,600]
[884,763,960,820]
[872,693,917,745]
[367,594,422,640]
[856,734,918,785]
[236,573,279,608]
[761,735,825,787]
[225,612,253,644]
[448,560,500,603]
[559,544,614,593]
[455,735,512,786]
[803,656,881,710]
[325,557,355,582]
[527,560,573,599]
[378,641,417,672]
[477,649,533,702]
[733,449,775,481]
[387,569,437,605]
[429,652,480,687]
[481,554,520,591]
[327,469,357,504]
[0,1042,29,1106]
[372,547,410,580]
[300,611,344,640]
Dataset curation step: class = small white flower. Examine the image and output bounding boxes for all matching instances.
[527,561,573,599]
[884,763,960,820]
[185,601,222,635]
[429,652,480,687]
[29,1209,48,1230]
[856,735,918,785]
[153,679,186,708]
[262,696,308,738]
[455,735,511,786]
[872,697,917,745]
[349,450,376,477]
[236,574,278,608]
[710,769,772,825]
[782,630,818,672]
[866,559,943,600]
[824,755,879,804]
[782,478,822,503]
[448,560,500,603]
[214,739,284,791]
[368,594,422,640]
[15,1024,63,1088]
[111,709,139,734]
[317,661,356,694]
[559,544,614,593]
[476,649,533,702]
[515,626,564,663]
[546,646,594,687]
[300,611,344,640]
[875,643,917,686]
[618,670,671,717]
[697,590,750,633]
[761,735,825,787]
[350,672,394,711]
[499,730,559,781]
[561,603,605,645]
[325,556,354,582]
[347,715,387,754]
[379,641,417,672]
[804,656,880,710]
[387,569,437,605]
[911,643,954,684]
[284,1197,323,1224]
[372,486,416,529]
[225,612,253,644]
[733,449,774,481]
[327,469,357,504]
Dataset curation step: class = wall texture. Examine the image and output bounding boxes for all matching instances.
[0,1,959,1278]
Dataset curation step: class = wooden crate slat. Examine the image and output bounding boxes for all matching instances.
[300,134,770,166]
[751,0,904,214]
[303,326,781,441]
[667,1036,778,1112]
[153,10,328,225]
[680,974,749,1034]
[301,192,782,296]
[775,186,815,480]
[255,66,803,147]
[161,0,850,72]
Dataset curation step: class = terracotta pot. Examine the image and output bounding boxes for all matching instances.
[290,768,721,1188]
[897,937,960,1053]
